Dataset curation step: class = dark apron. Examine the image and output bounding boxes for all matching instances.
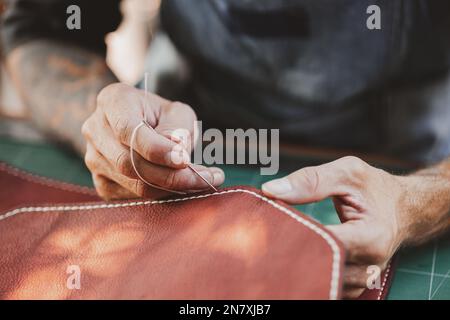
[160,0,450,164]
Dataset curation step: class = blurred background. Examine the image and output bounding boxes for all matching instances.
[0,0,160,124]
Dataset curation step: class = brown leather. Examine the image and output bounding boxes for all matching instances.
[0,163,395,300]
[0,163,345,300]
[0,163,99,212]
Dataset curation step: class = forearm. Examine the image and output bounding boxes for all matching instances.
[6,40,117,154]
[398,160,450,246]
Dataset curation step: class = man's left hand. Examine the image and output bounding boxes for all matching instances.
[262,156,410,299]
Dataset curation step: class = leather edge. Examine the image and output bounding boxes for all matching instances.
[0,185,345,299]
[0,162,97,196]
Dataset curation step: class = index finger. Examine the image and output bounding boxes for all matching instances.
[103,85,191,169]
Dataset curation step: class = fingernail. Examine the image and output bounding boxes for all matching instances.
[167,149,190,166]
[181,150,191,164]
[262,178,292,195]
[212,171,225,185]
[199,171,213,183]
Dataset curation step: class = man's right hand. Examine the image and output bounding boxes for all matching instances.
[82,83,225,200]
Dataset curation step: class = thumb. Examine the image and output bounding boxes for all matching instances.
[155,101,197,149]
[262,160,350,204]
[153,101,197,167]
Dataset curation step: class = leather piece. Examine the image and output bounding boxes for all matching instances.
[0,162,396,300]
[0,163,344,300]
[0,163,99,212]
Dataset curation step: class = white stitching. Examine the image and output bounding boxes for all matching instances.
[0,188,341,300]
[0,163,96,196]
[377,261,392,300]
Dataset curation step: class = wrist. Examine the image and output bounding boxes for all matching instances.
[394,173,450,246]
[393,175,419,246]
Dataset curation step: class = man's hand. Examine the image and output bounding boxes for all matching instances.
[262,156,420,299]
[82,83,224,200]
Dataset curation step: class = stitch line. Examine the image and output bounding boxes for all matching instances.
[0,163,96,196]
[0,188,341,300]
[377,261,392,300]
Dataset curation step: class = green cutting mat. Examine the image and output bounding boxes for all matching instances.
[0,135,449,300]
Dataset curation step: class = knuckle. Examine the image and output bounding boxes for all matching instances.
[81,118,92,139]
[98,83,126,103]
[340,156,370,184]
[172,101,192,112]
[84,151,97,172]
[92,176,110,199]
[299,167,320,195]
[114,118,133,143]
[132,179,146,197]
[163,171,179,190]
[172,101,197,121]
[343,156,367,173]
[95,186,109,199]
[97,84,114,107]
[115,151,133,177]
[97,83,133,114]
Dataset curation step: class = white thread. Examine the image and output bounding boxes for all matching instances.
[130,121,217,194]
[129,72,216,194]
[129,71,186,195]
[377,261,392,300]
[0,188,341,300]
[129,121,186,194]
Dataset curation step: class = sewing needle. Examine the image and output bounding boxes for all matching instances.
[187,164,218,192]
[142,72,217,193]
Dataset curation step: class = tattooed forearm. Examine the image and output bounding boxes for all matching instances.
[6,40,117,154]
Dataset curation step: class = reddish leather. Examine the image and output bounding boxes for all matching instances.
[0,163,99,211]
[0,163,345,300]
[0,163,395,300]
